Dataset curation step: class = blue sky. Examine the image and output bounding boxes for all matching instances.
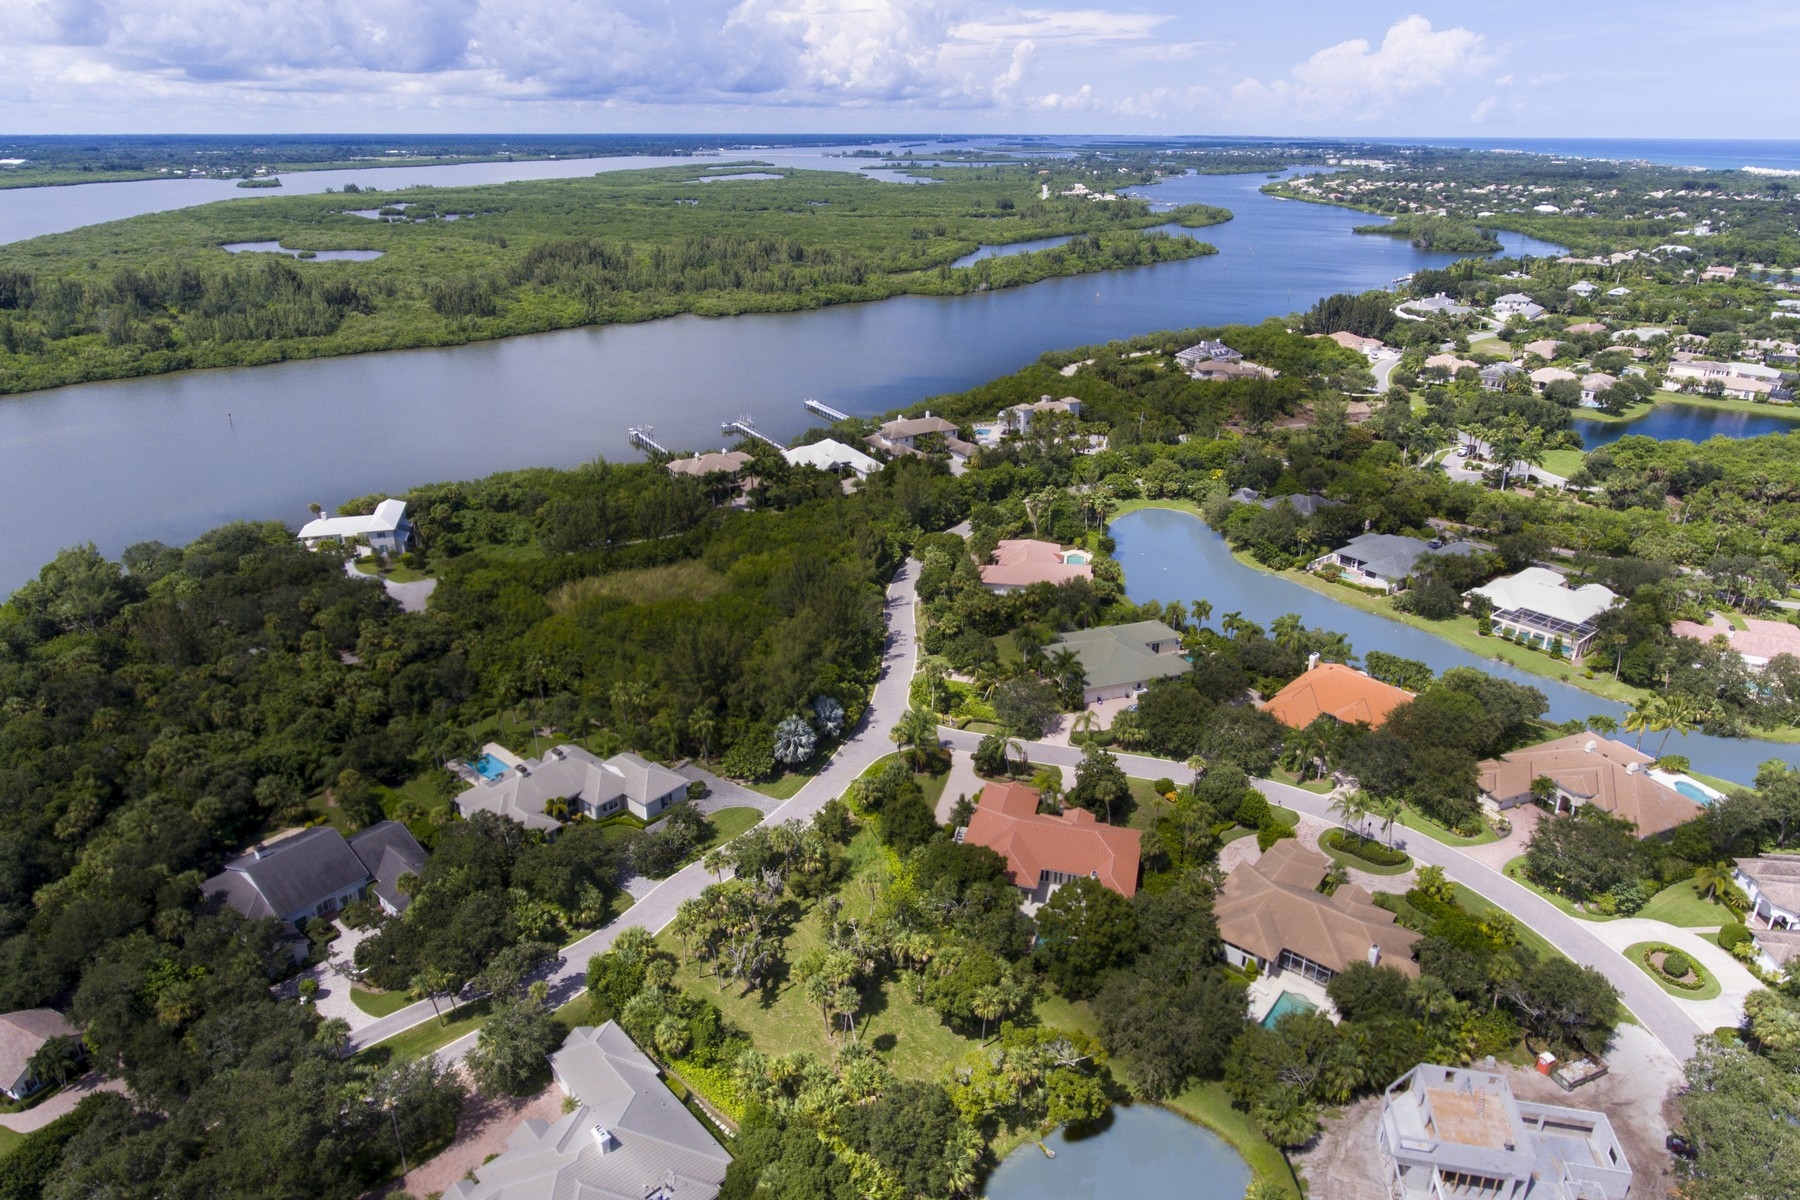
[7,2,1799,137]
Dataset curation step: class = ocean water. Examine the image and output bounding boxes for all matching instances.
[1363,137,1800,173]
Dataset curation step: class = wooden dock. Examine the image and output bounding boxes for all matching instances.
[721,415,782,449]
[803,398,851,423]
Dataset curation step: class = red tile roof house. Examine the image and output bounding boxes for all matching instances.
[956,782,1141,908]
[977,538,1095,593]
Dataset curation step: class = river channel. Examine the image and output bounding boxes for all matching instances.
[0,162,1563,590]
[1112,506,1789,785]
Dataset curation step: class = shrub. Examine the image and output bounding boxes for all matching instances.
[1660,950,1693,979]
[1257,819,1296,852]
[1322,829,1410,867]
[1236,793,1271,829]
[1607,880,1650,916]
[1152,777,1176,797]
[719,726,776,781]
[1717,921,1752,953]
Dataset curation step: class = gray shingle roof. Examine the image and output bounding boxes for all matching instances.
[347,822,427,913]
[445,1022,731,1200]
[1328,533,1479,583]
[1050,621,1189,691]
[456,746,688,829]
[202,827,372,922]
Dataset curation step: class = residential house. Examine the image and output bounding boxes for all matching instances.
[1731,854,1800,973]
[1529,366,1578,393]
[1579,372,1619,407]
[1174,339,1242,370]
[1402,294,1474,317]
[664,450,751,479]
[1216,841,1421,987]
[1379,1064,1633,1200]
[1520,338,1564,360]
[1319,330,1388,360]
[1701,264,1738,281]
[956,781,1142,905]
[1309,532,1481,593]
[0,1010,82,1101]
[297,498,413,556]
[1468,568,1617,659]
[1566,322,1607,335]
[1476,734,1705,839]
[1235,491,1340,518]
[1479,363,1523,392]
[977,538,1094,593]
[456,745,690,832]
[1044,620,1188,704]
[1614,327,1668,342]
[1606,286,1632,297]
[1261,659,1415,730]
[1671,613,1800,670]
[865,412,974,462]
[1665,359,1789,399]
[1423,353,1479,374]
[1567,281,1598,297]
[1183,358,1275,383]
[782,437,882,480]
[203,821,427,926]
[446,1022,732,1200]
[1001,395,1082,434]
[1492,293,1545,320]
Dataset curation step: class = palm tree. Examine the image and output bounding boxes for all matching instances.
[889,706,939,771]
[1654,694,1704,755]
[1191,599,1214,631]
[1367,796,1403,848]
[1270,613,1306,654]
[1329,789,1371,842]
[1622,697,1657,750]
[1692,860,1734,902]
[920,655,951,713]
[1585,713,1619,737]
[1012,625,1049,665]
[1070,710,1100,747]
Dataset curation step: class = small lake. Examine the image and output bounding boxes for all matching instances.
[1576,401,1800,448]
[981,1105,1251,1200]
[220,242,384,261]
[1112,506,1800,783]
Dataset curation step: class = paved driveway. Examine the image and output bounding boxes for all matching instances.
[348,559,922,1054]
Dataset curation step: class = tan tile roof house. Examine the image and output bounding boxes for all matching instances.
[958,781,1142,903]
[0,1009,80,1101]
[978,538,1094,592]
[1216,841,1420,983]
[1477,733,1704,839]
[447,1021,731,1200]
[664,450,752,477]
[1262,661,1415,730]
[1732,854,1800,971]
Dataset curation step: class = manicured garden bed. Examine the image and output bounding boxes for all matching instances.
[1626,942,1721,1000]
[1320,829,1413,874]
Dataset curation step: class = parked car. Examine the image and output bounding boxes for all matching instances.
[1665,1132,1698,1160]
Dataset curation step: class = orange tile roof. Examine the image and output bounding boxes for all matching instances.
[961,782,1141,897]
[1261,663,1414,730]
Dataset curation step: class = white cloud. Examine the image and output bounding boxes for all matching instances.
[1231,15,1498,124]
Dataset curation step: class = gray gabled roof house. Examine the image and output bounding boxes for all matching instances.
[456,745,690,831]
[1309,533,1481,593]
[446,1022,732,1200]
[202,821,426,926]
[1046,620,1188,705]
[0,1009,81,1101]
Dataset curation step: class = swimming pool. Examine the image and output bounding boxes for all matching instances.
[1260,991,1317,1028]
[1673,779,1715,805]
[471,754,509,781]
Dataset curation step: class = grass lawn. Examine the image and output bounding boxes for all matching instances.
[353,560,432,584]
[1654,392,1800,422]
[1319,830,1413,875]
[1270,766,1333,795]
[1502,856,1615,922]
[1396,804,1499,847]
[699,807,764,854]
[1637,880,1733,928]
[855,754,950,815]
[351,987,415,1018]
[1166,1080,1303,1198]
[377,770,459,821]
[746,750,836,800]
[1625,941,1722,1001]
[1538,447,1586,479]
[359,998,494,1068]
[657,829,980,1082]
[0,1126,22,1159]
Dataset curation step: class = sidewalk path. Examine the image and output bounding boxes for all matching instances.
[936,728,1731,1062]
[349,559,921,1053]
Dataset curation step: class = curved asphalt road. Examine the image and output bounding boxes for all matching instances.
[347,559,922,1053]
[937,729,1707,1062]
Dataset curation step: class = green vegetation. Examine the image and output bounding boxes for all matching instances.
[360,999,495,1068]
[350,987,414,1018]
[1638,879,1735,928]
[699,807,765,853]
[1626,942,1722,1000]
[1320,829,1414,873]
[1504,855,1617,921]
[1166,1081,1304,1198]
[0,166,1221,395]
[1354,216,1502,254]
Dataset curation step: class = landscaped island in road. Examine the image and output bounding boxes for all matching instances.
[0,165,1226,396]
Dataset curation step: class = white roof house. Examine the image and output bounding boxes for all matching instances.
[1492,293,1545,319]
[783,438,882,479]
[1468,568,1617,657]
[456,745,690,829]
[298,498,412,555]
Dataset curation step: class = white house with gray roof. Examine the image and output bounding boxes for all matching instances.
[202,821,426,927]
[1046,620,1188,704]
[1310,533,1481,593]
[456,745,689,832]
[1379,1064,1632,1200]
[446,1022,731,1200]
